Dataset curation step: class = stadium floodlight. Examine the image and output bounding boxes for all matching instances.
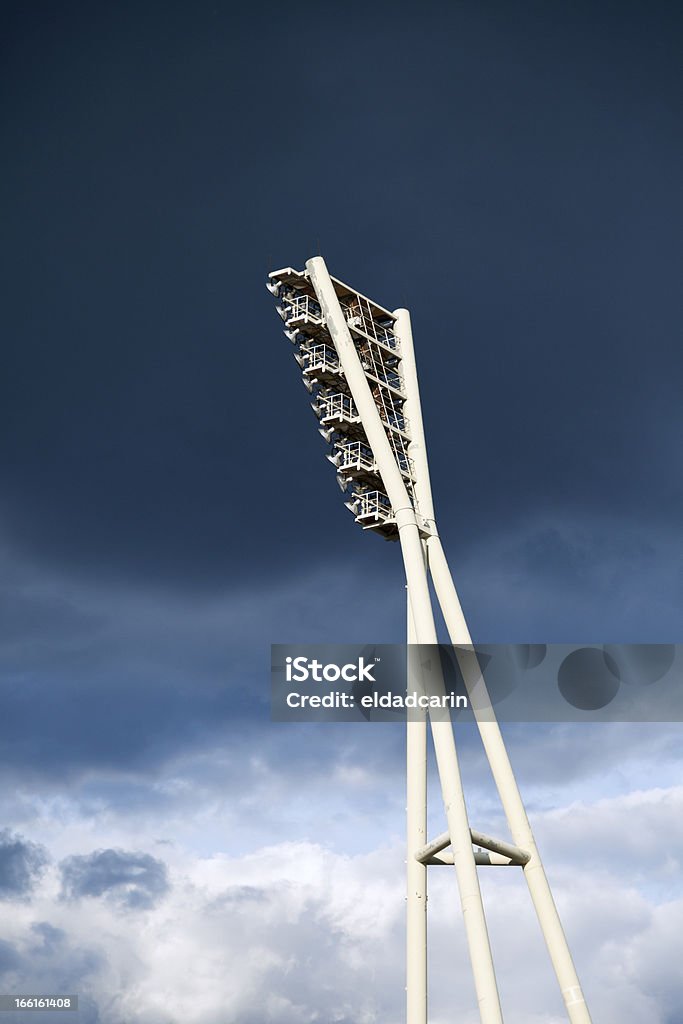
[267,257,593,1024]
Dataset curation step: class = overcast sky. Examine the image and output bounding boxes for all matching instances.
[1,3,682,1022]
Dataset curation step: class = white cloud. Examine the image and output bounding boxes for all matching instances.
[0,776,681,1023]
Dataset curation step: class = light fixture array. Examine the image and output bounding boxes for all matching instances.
[268,266,418,540]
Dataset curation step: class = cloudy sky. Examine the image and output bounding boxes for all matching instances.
[2,2,682,1022]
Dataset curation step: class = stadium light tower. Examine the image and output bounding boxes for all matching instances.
[267,257,593,1024]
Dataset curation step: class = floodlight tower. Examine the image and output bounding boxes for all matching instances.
[267,257,593,1024]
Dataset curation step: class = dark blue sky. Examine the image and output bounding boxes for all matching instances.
[3,1,681,595]
[0,0,680,800]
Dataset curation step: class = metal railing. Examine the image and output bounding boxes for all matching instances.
[301,343,340,374]
[283,292,323,324]
[342,294,397,349]
[376,366,403,391]
[357,340,405,394]
[336,440,376,473]
[378,401,407,433]
[389,438,413,477]
[318,392,358,423]
[352,489,394,522]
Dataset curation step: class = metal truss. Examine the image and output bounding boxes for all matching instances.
[267,257,593,1024]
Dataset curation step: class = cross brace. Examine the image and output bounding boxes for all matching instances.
[415,829,531,867]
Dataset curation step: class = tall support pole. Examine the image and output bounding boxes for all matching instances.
[307,257,503,1024]
[427,543,592,1024]
[402,305,429,1024]
[394,308,592,1024]
[406,591,427,1024]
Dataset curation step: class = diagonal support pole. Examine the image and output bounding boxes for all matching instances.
[308,256,504,1024]
[394,304,593,1024]
[428,542,593,1024]
[406,590,427,1024]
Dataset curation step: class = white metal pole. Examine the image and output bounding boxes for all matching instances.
[406,590,427,1024]
[403,305,429,1024]
[393,309,436,531]
[427,541,592,1024]
[393,308,592,1024]
[305,259,433,643]
[306,258,503,1024]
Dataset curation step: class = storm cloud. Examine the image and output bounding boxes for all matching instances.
[59,849,169,909]
[0,829,48,899]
